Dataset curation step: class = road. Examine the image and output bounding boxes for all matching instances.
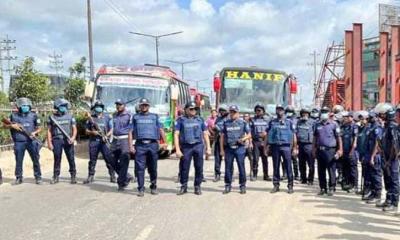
[0,155,399,240]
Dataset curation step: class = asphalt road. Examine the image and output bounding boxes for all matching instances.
[0,156,399,240]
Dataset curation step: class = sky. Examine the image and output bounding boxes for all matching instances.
[0,0,395,104]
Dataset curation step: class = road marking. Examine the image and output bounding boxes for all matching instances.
[134,225,154,240]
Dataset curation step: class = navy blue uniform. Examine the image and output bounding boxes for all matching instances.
[85,113,115,177]
[267,118,295,187]
[132,112,161,191]
[175,116,206,187]
[357,124,370,193]
[214,115,227,176]
[288,116,300,178]
[296,118,315,184]
[365,122,383,199]
[48,113,76,177]
[111,110,132,188]
[249,116,269,178]
[340,122,358,189]
[222,118,250,187]
[314,120,340,191]
[10,112,41,179]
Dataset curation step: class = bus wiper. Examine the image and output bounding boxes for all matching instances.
[125,97,141,105]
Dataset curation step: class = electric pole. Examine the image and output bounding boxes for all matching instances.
[307,50,320,95]
[0,35,17,92]
[165,59,199,80]
[87,0,95,82]
[49,50,64,76]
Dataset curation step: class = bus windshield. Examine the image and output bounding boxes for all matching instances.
[221,70,286,113]
[96,75,170,114]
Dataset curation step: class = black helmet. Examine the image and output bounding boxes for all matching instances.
[91,100,104,110]
[218,104,228,112]
[16,97,32,108]
[332,105,344,114]
[321,106,331,113]
[300,107,311,115]
[254,103,265,112]
[185,101,196,109]
[54,98,70,109]
[276,104,284,110]
[285,105,295,113]
[139,98,150,106]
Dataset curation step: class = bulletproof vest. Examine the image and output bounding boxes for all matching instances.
[89,114,110,139]
[357,125,368,155]
[10,112,37,142]
[366,123,380,155]
[315,121,337,148]
[224,119,246,146]
[341,123,356,153]
[251,116,268,139]
[112,111,132,136]
[133,113,159,140]
[381,121,398,160]
[51,113,73,139]
[267,119,293,145]
[296,119,314,144]
[179,116,203,144]
[215,116,226,132]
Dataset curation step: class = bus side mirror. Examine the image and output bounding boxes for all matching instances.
[170,84,179,101]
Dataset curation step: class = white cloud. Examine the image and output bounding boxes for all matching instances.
[190,0,216,18]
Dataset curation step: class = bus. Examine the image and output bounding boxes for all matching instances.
[215,67,293,115]
[85,64,191,155]
[189,87,211,115]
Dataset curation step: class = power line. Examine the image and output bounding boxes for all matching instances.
[49,50,64,76]
[103,0,140,32]
[0,35,17,92]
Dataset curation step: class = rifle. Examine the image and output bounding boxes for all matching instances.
[2,117,44,150]
[48,115,74,144]
[85,112,111,149]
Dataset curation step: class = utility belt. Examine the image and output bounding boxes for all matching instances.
[136,139,158,144]
[226,143,243,149]
[318,146,336,151]
[112,135,128,140]
[252,137,264,142]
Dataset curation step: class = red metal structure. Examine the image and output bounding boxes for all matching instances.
[379,32,389,102]
[352,23,363,110]
[344,30,353,110]
[391,26,400,105]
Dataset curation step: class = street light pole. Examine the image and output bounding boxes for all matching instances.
[87,0,95,82]
[165,59,199,80]
[129,31,183,66]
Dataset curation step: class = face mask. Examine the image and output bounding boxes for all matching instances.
[58,106,67,113]
[286,112,293,117]
[320,113,329,121]
[94,107,103,113]
[20,105,30,113]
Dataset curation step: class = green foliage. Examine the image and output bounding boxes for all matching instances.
[9,57,52,104]
[68,57,87,79]
[64,78,85,107]
[0,91,10,106]
[74,111,89,140]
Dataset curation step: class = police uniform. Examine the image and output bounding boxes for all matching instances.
[132,98,162,195]
[267,116,295,191]
[111,100,133,190]
[10,98,42,183]
[314,119,340,194]
[286,106,300,180]
[356,119,370,195]
[213,110,228,180]
[48,99,77,183]
[85,108,115,183]
[175,108,207,194]
[340,117,359,191]
[296,116,315,184]
[250,114,269,180]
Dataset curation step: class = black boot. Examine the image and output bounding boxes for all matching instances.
[177,186,188,195]
[362,191,373,201]
[240,186,246,194]
[287,186,294,194]
[264,174,272,181]
[383,205,397,212]
[223,185,231,194]
[110,174,116,183]
[376,200,391,208]
[270,185,280,193]
[366,197,381,204]
[137,189,145,197]
[194,186,202,195]
[70,175,77,184]
[318,189,327,196]
[50,176,59,184]
[213,174,221,182]
[150,184,158,195]
[14,177,23,185]
[35,177,43,185]
[83,175,94,184]
[327,188,334,196]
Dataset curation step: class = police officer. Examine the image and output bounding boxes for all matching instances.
[132,98,167,197]
[340,111,358,192]
[47,98,77,184]
[175,101,211,195]
[296,107,315,185]
[249,103,270,181]
[356,111,370,196]
[313,106,342,196]
[213,105,229,182]
[243,113,255,180]
[310,107,320,121]
[375,103,400,212]
[363,111,383,204]
[3,97,42,184]
[220,105,250,194]
[267,105,296,194]
[285,105,300,181]
[83,100,116,184]
[111,99,134,191]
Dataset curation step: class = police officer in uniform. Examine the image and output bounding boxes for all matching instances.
[249,103,270,181]
[313,107,342,196]
[375,103,400,212]
[243,113,254,180]
[220,105,250,194]
[47,98,77,184]
[285,105,300,181]
[132,98,167,197]
[296,107,315,185]
[111,99,134,191]
[340,111,358,192]
[175,101,211,195]
[310,107,320,121]
[356,111,370,196]
[213,105,229,182]
[3,97,42,184]
[83,100,116,184]
[267,105,296,194]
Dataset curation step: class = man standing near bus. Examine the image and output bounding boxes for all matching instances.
[213,105,229,182]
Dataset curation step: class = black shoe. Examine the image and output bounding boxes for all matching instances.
[362,192,373,201]
[118,185,126,192]
[366,197,380,205]
[383,205,397,212]
[270,186,280,193]
[307,182,314,186]
[250,175,256,181]
[14,177,23,185]
[318,189,327,196]
[125,175,134,185]
[150,188,158,195]
[223,186,231,194]
[137,190,145,197]
[110,174,116,183]
[50,176,59,184]
[70,176,77,184]
[301,180,307,184]
[177,186,188,195]
[35,178,43,185]
[83,175,94,184]
[376,200,391,208]
[194,186,202,195]
[202,178,207,183]
[213,174,221,182]
[327,189,334,196]
[240,186,246,194]
[287,186,294,194]
[264,175,272,181]
[294,176,300,181]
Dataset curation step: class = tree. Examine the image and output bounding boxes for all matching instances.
[0,91,9,106]
[64,77,85,107]
[68,57,87,79]
[9,57,52,104]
